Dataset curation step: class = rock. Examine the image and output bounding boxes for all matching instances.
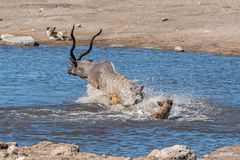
[200,145,240,160]
[148,149,161,158]
[162,18,168,22]
[7,142,17,147]
[0,18,3,21]
[0,142,17,150]
[32,141,53,149]
[1,36,39,46]
[0,143,9,150]
[0,152,8,159]
[39,8,44,12]
[0,33,14,39]
[7,145,18,155]
[148,145,196,160]
[50,144,79,156]
[0,141,239,160]
[16,156,26,160]
[174,46,184,52]
[77,24,81,28]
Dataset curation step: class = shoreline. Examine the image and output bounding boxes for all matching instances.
[42,40,240,56]
[2,39,240,57]
[1,0,240,56]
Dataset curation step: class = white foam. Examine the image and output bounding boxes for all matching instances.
[73,85,216,122]
[76,84,111,106]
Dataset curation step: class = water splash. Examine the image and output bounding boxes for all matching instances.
[0,86,218,123]
[76,84,111,106]
[75,85,218,121]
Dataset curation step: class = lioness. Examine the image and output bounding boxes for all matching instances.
[47,26,71,41]
[150,99,173,119]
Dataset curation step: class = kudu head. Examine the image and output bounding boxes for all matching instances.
[68,25,102,79]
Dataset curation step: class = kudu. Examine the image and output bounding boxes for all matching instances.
[68,25,144,106]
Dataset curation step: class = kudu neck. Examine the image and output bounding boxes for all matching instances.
[78,61,96,77]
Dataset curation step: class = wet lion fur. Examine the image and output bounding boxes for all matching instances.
[150,99,173,119]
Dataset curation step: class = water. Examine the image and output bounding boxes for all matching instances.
[0,45,240,157]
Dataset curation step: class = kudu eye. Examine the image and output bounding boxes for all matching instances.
[70,57,77,68]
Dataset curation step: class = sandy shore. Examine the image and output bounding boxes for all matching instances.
[1,0,240,56]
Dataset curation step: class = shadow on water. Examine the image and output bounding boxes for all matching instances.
[0,45,240,157]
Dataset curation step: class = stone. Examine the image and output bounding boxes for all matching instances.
[7,142,17,147]
[148,149,161,157]
[0,33,14,39]
[175,46,184,52]
[0,152,8,159]
[1,36,39,46]
[32,141,53,149]
[162,18,168,22]
[0,143,9,150]
[16,156,26,160]
[148,145,196,160]
[0,142,17,150]
[0,18,3,21]
[39,8,44,12]
[7,145,18,155]
[200,145,240,160]
[0,141,239,160]
[50,144,79,156]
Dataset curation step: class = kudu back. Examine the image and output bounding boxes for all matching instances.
[68,25,144,106]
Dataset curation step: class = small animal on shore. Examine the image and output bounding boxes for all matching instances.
[68,25,144,107]
[46,26,71,41]
[150,99,173,119]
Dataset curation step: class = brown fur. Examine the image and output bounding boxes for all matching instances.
[46,26,71,40]
[68,25,143,106]
[150,99,173,120]
[69,60,144,106]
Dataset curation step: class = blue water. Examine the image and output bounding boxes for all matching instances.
[0,45,240,157]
